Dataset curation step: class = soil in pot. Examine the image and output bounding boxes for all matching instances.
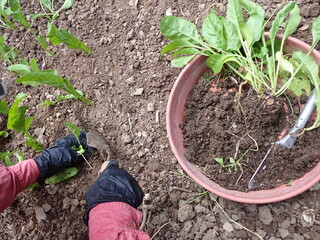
[182,75,320,191]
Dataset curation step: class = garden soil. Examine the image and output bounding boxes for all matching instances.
[0,0,319,239]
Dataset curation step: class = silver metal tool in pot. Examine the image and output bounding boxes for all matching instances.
[248,90,316,189]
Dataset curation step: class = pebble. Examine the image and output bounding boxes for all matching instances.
[258,205,273,225]
[178,204,195,222]
[133,88,144,96]
[279,228,290,238]
[34,206,46,222]
[147,103,155,112]
[42,204,51,212]
[126,76,135,85]
[222,222,234,233]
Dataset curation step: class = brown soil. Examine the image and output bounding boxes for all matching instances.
[183,77,320,191]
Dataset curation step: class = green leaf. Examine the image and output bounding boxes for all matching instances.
[24,132,44,151]
[7,93,29,133]
[0,0,6,11]
[239,22,253,46]
[37,35,54,56]
[160,16,202,42]
[161,39,195,56]
[0,35,16,62]
[44,167,78,184]
[0,151,13,166]
[47,23,91,54]
[0,100,9,114]
[64,122,81,142]
[27,182,40,189]
[7,63,31,76]
[171,55,195,67]
[283,4,301,40]
[60,0,75,10]
[30,58,39,72]
[239,0,265,43]
[14,150,24,162]
[213,157,225,167]
[222,18,242,51]
[171,47,201,56]
[229,157,236,164]
[276,51,294,76]
[270,2,296,43]
[227,0,244,27]
[0,131,8,138]
[40,93,78,106]
[312,16,320,45]
[206,54,238,74]
[287,75,311,97]
[201,11,226,51]
[292,51,320,130]
[8,0,30,27]
[30,13,50,21]
[40,0,53,11]
[16,71,93,105]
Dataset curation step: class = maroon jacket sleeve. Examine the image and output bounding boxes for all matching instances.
[89,202,150,240]
[0,159,39,212]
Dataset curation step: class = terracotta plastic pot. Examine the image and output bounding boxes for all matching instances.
[166,36,320,204]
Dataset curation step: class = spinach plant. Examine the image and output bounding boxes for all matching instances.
[160,0,320,131]
[32,0,75,21]
[8,58,93,105]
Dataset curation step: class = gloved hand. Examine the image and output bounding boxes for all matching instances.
[84,160,144,225]
[35,132,94,183]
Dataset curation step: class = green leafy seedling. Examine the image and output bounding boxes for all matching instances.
[0,151,13,166]
[65,122,92,169]
[213,156,239,173]
[0,35,17,62]
[45,167,78,184]
[47,23,91,54]
[33,0,75,21]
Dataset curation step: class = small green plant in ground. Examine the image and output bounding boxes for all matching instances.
[33,0,75,21]
[65,122,93,169]
[213,157,239,173]
[7,58,93,105]
[160,0,320,131]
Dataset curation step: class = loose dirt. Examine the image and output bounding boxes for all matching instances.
[183,77,320,191]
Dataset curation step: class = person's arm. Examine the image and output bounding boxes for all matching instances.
[0,132,93,212]
[85,160,150,240]
[0,159,39,212]
[89,202,150,240]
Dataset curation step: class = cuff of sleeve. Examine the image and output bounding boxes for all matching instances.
[8,159,40,194]
[89,202,147,239]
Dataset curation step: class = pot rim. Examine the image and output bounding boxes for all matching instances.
[166,35,320,204]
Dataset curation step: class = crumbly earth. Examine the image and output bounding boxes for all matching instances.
[183,79,320,191]
[0,0,319,239]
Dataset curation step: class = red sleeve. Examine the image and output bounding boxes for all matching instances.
[89,202,150,240]
[0,159,39,212]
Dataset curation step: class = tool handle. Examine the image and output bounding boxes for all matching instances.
[290,90,316,135]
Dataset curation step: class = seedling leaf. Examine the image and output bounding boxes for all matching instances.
[312,16,320,44]
[60,0,75,10]
[0,151,13,166]
[201,12,226,50]
[47,23,91,54]
[171,55,195,67]
[213,157,225,167]
[44,167,78,184]
[160,16,201,42]
[8,0,30,27]
[0,101,9,114]
[0,131,8,138]
[25,132,44,151]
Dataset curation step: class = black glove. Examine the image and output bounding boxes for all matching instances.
[35,132,94,183]
[83,160,144,225]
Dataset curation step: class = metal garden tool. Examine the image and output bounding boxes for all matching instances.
[248,90,316,189]
[87,130,113,161]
